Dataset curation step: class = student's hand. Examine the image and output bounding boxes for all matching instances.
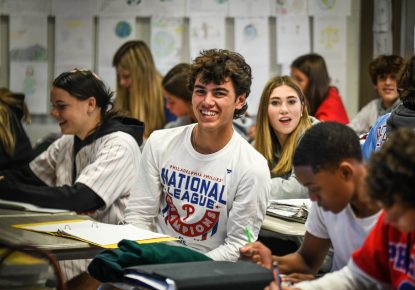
[282,273,315,284]
[264,281,300,290]
[240,241,273,269]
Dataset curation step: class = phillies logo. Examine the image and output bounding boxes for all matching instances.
[165,195,220,238]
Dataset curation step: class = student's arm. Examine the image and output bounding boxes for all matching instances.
[275,231,331,275]
[206,159,271,261]
[270,168,309,199]
[292,260,388,290]
[124,135,161,230]
[0,165,104,211]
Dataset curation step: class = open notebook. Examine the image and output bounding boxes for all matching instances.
[13,220,177,248]
[266,199,311,223]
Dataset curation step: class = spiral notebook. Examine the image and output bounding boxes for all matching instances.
[13,220,177,248]
[266,199,311,223]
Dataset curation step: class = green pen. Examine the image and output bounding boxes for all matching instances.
[245,226,252,243]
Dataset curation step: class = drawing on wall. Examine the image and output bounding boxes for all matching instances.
[244,24,258,41]
[115,21,132,38]
[186,0,229,16]
[22,65,36,98]
[10,44,47,62]
[275,0,307,16]
[55,17,93,77]
[190,17,225,59]
[320,26,339,49]
[10,15,48,114]
[276,16,310,66]
[151,16,183,74]
[317,0,336,10]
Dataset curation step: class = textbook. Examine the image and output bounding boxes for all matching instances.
[0,198,68,213]
[13,220,177,248]
[123,261,273,290]
[266,199,311,223]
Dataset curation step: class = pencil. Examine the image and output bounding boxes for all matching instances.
[245,226,252,243]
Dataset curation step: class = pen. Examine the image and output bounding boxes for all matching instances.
[272,261,282,290]
[245,226,252,243]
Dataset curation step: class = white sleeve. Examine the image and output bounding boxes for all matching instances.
[294,260,390,290]
[270,168,308,199]
[124,136,162,230]
[305,202,330,239]
[76,133,141,206]
[30,136,69,186]
[205,162,271,261]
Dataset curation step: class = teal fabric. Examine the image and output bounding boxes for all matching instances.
[87,240,212,282]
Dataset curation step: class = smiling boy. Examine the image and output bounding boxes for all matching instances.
[124,49,271,261]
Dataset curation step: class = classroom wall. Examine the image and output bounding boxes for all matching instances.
[0,0,361,145]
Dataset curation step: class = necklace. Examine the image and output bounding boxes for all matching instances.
[191,125,199,152]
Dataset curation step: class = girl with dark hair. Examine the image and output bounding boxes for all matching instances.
[291,53,349,124]
[0,69,144,283]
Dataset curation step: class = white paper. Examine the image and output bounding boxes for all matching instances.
[373,31,393,57]
[186,0,228,16]
[151,16,184,75]
[276,16,310,65]
[271,0,308,16]
[51,0,97,16]
[313,16,347,63]
[189,17,226,61]
[10,15,48,114]
[97,16,136,89]
[234,17,269,65]
[325,59,347,102]
[98,0,149,16]
[247,64,270,116]
[373,0,392,32]
[3,0,51,15]
[145,0,186,17]
[308,0,351,17]
[228,0,271,17]
[55,17,94,77]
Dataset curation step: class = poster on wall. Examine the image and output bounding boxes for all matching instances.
[276,16,310,65]
[234,17,269,115]
[52,0,97,16]
[97,16,136,90]
[9,15,48,114]
[3,0,51,15]
[186,0,228,16]
[308,0,351,17]
[189,17,225,61]
[272,0,308,16]
[55,17,94,77]
[228,0,271,17]
[151,16,184,75]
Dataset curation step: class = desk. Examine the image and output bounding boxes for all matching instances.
[260,214,306,247]
[0,211,104,260]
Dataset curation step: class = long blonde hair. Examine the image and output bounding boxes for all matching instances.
[255,76,311,176]
[113,41,165,138]
[0,88,31,157]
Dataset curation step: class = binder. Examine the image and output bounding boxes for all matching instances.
[123,260,273,290]
[13,220,177,248]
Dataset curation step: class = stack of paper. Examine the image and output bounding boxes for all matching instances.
[266,199,311,223]
[13,220,177,248]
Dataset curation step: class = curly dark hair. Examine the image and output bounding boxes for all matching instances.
[368,54,404,85]
[188,49,252,119]
[293,122,362,172]
[398,55,415,110]
[366,128,415,208]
